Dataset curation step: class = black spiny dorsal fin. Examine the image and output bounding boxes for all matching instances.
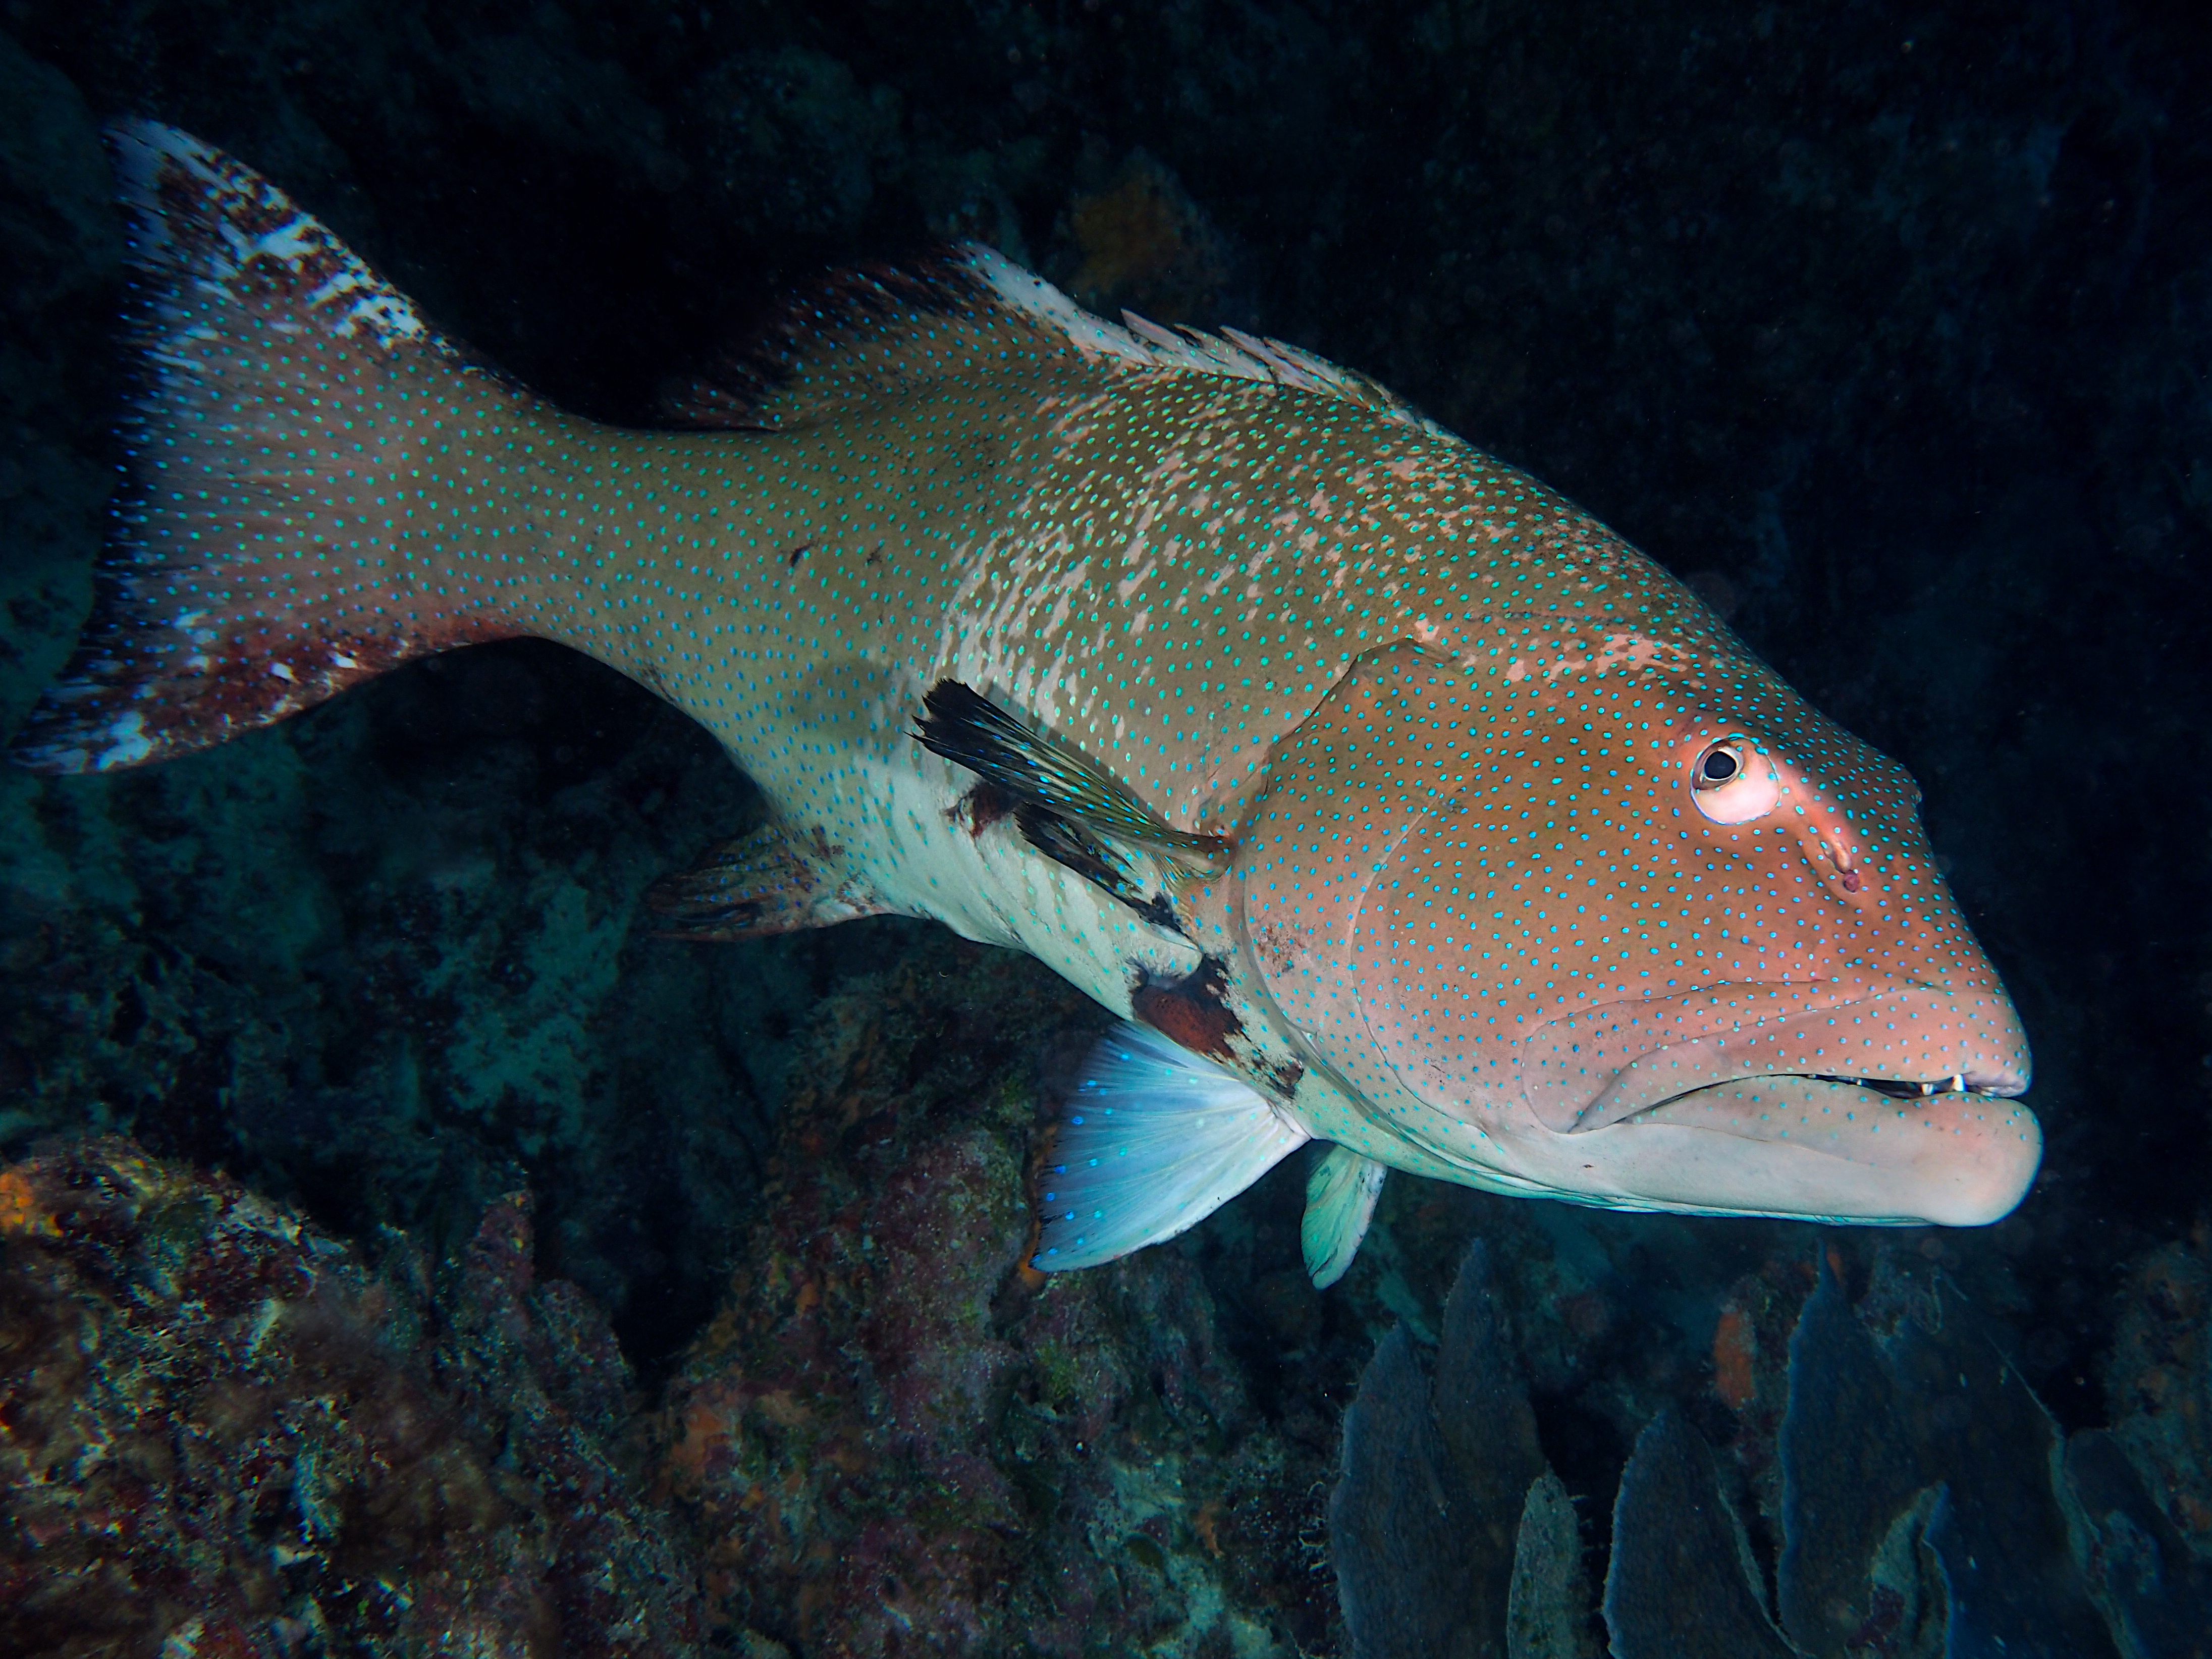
[656,243,1447,438]
[916,680,1228,867]
[655,250,1074,433]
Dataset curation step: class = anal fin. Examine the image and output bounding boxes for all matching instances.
[1302,1145,1387,1289]
[1033,1022,1309,1271]
[649,819,889,939]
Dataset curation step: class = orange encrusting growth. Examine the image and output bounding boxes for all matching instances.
[1712,1306,1758,1411]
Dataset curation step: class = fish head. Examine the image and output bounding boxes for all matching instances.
[1232,637,2038,1226]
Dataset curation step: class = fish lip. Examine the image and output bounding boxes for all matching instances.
[1522,980,1875,1133]
[1596,1068,2019,1131]
[1532,980,2032,1134]
[1542,1074,2045,1226]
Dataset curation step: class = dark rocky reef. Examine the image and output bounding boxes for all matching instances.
[8,976,2212,1654]
[0,1137,702,1656]
[0,945,1358,1657]
[1330,1240,2212,1658]
[654,944,1342,1656]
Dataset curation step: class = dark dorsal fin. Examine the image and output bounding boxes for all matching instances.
[658,244,1448,436]
[656,250,1072,431]
[916,680,1228,867]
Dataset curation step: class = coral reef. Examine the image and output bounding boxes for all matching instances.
[1328,1242,1547,1659]
[1327,1237,2212,1658]
[2064,1429,2212,1659]
[1057,150,1229,324]
[1605,1411,1795,1659]
[657,941,1338,1657]
[0,1138,702,1656]
[2103,1233,2212,1551]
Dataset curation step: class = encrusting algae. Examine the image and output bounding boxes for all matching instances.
[0,1139,704,1656]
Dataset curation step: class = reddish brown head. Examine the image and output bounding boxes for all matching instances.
[1234,639,2037,1225]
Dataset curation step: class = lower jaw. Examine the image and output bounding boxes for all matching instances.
[1550,1074,2043,1227]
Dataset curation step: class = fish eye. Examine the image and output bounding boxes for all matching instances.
[1689,736,1781,824]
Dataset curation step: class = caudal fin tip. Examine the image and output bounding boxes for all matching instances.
[101,117,250,201]
[102,114,187,160]
[6,688,156,775]
[96,116,431,353]
[100,118,216,252]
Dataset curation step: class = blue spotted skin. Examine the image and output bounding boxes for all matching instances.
[17,122,2041,1233]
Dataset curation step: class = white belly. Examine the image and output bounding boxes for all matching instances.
[807,743,1204,1016]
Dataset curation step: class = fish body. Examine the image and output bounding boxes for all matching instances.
[15,124,2040,1281]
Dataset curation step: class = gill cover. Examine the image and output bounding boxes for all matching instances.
[1231,643,1481,1119]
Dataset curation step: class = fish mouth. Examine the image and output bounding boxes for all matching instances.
[1570,1071,2043,1226]
[1369,977,2038,1224]
[1514,984,2042,1222]
[1601,1067,1997,1127]
[1808,1072,1974,1100]
[1524,981,2031,1136]
[1569,1055,2024,1135]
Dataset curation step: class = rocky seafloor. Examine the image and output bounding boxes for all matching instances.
[1,2,2209,1654]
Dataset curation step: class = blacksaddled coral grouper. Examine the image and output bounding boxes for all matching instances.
[14,123,2040,1287]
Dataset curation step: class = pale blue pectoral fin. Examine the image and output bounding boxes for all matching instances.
[1032,1022,1310,1272]
[1302,1145,1387,1289]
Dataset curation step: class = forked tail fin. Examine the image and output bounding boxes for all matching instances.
[11,121,575,773]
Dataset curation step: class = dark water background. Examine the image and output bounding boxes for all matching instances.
[1,3,2208,1654]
